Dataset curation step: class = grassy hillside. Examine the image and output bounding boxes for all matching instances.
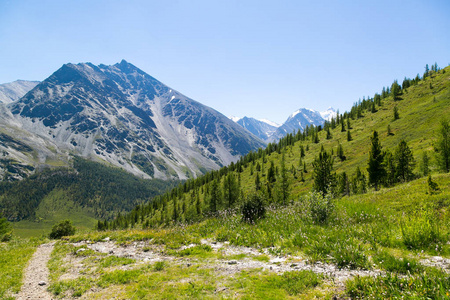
[108,65,450,229]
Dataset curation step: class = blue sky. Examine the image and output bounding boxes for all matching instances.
[1,0,449,124]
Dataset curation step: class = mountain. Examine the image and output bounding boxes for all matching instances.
[0,60,264,181]
[267,107,335,142]
[319,107,336,121]
[232,109,335,143]
[236,117,279,141]
[0,80,39,104]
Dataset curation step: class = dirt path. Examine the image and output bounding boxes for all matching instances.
[17,242,55,300]
[74,239,384,285]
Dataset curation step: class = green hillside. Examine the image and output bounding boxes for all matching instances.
[108,65,450,229]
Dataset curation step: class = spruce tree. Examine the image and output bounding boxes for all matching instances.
[312,150,334,195]
[209,180,221,213]
[394,140,415,182]
[223,172,239,208]
[421,151,430,176]
[393,106,399,120]
[326,128,332,140]
[435,119,450,172]
[384,150,396,186]
[277,152,290,205]
[337,143,346,161]
[255,172,261,191]
[391,80,401,100]
[367,131,386,190]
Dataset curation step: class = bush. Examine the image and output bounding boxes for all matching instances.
[49,220,76,239]
[0,217,12,242]
[241,193,266,223]
[306,191,334,224]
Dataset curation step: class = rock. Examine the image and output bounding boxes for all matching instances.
[103,237,110,242]
[76,248,86,254]
[228,260,237,265]
[38,281,46,286]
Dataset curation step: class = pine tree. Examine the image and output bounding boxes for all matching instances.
[196,193,202,216]
[326,128,332,140]
[338,172,349,196]
[312,150,334,195]
[394,140,415,182]
[267,161,276,183]
[337,143,346,161]
[209,180,221,213]
[387,124,392,136]
[347,130,352,141]
[255,172,261,191]
[367,131,386,190]
[173,198,178,222]
[223,172,239,208]
[436,119,450,172]
[300,145,305,158]
[393,106,399,120]
[384,150,396,187]
[277,152,290,205]
[420,151,430,176]
[391,80,401,100]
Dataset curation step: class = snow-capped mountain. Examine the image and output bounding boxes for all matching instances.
[0,80,39,104]
[233,108,336,143]
[0,60,264,181]
[236,117,279,142]
[319,107,336,121]
[271,108,325,141]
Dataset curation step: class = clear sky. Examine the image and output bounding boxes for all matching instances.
[1,0,449,124]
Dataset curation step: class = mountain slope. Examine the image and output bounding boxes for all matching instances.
[1,60,264,181]
[0,80,39,104]
[270,108,327,142]
[236,117,278,142]
[113,65,450,228]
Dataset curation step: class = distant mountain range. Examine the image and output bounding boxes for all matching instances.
[0,60,264,181]
[231,107,335,143]
[0,80,39,104]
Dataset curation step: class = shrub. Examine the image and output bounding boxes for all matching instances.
[306,191,334,224]
[49,220,76,239]
[0,217,12,242]
[241,193,266,223]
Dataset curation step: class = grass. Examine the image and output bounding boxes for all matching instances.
[56,171,450,298]
[12,188,97,238]
[346,268,450,299]
[0,238,40,299]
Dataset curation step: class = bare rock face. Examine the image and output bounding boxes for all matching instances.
[0,60,264,180]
